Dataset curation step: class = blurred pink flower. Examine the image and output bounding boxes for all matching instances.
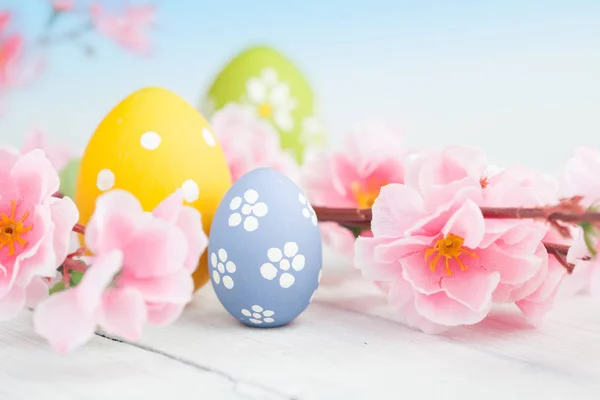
[21,128,76,172]
[210,103,300,183]
[0,12,22,90]
[51,1,74,12]
[559,147,600,297]
[90,3,155,54]
[355,146,553,333]
[0,148,79,321]
[561,147,600,206]
[302,122,406,272]
[303,121,406,209]
[33,189,207,353]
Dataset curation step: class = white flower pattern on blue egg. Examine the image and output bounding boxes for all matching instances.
[260,242,306,288]
[241,305,276,325]
[228,189,269,232]
[298,193,317,226]
[211,248,236,289]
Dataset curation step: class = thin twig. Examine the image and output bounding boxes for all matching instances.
[543,242,575,274]
[37,21,94,46]
[72,223,86,235]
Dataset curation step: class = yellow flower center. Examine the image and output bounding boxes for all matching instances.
[351,180,386,209]
[258,103,273,118]
[424,233,477,276]
[0,201,33,256]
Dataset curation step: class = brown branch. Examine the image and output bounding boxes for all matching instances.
[543,242,575,274]
[313,200,598,226]
[72,223,86,235]
[313,206,583,274]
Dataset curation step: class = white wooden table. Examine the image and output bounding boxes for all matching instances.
[2,263,600,400]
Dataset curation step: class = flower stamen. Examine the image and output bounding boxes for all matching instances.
[351,180,387,209]
[424,233,477,276]
[0,200,33,256]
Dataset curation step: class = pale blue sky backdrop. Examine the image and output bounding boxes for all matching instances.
[0,0,599,173]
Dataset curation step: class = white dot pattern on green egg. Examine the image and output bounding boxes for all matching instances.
[202,46,327,163]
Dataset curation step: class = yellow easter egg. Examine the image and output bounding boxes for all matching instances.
[75,87,232,290]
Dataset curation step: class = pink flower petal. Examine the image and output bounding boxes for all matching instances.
[146,302,185,326]
[494,242,548,303]
[414,290,492,327]
[152,190,184,223]
[75,250,123,314]
[33,289,97,354]
[441,268,500,312]
[49,196,79,266]
[118,269,193,304]
[11,149,59,205]
[11,205,56,288]
[0,285,25,320]
[176,207,207,272]
[121,218,187,278]
[515,292,557,327]
[354,236,401,281]
[401,251,444,295]
[477,243,542,285]
[85,190,143,254]
[407,185,482,237]
[408,146,486,196]
[515,256,566,325]
[25,276,50,308]
[440,200,484,248]
[371,184,426,237]
[374,235,432,263]
[100,287,147,341]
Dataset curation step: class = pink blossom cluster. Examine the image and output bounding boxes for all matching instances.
[0,144,207,353]
[34,189,207,353]
[0,148,79,321]
[353,147,570,333]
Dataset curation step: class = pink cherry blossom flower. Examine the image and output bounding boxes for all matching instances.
[0,148,79,321]
[21,128,76,172]
[355,146,553,333]
[33,189,207,353]
[210,104,300,183]
[90,3,155,54]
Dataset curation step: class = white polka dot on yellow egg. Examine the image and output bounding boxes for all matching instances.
[140,131,161,150]
[181,179,200,203]
[202,127,216,147]
[96,169,115,191]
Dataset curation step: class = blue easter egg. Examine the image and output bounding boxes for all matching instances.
[208,167,322,327]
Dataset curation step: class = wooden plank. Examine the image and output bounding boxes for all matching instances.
[2,273,600,399]
[0,313,288,399]
[117,277,600,399]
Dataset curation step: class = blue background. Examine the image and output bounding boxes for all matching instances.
[1,0,599,172]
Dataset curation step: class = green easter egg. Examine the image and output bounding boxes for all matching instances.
[202,45,326,163]
[58,157,81,199]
